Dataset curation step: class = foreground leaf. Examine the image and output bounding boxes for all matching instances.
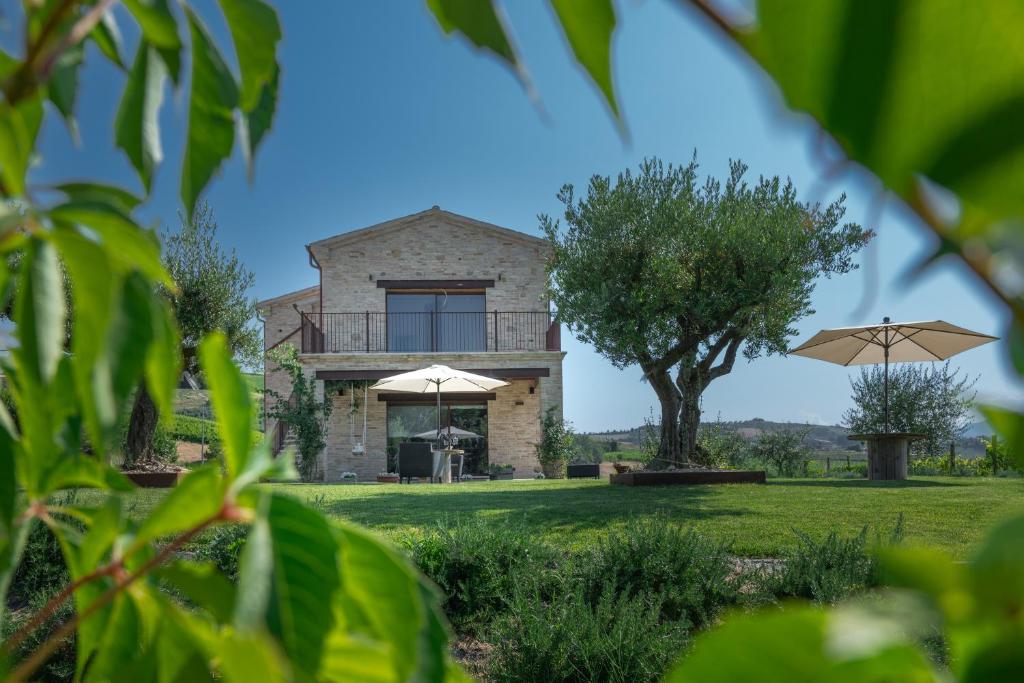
[550,0,620,119]
[181,9,239,213]
[198,332,251,479]
[115,42,168,193]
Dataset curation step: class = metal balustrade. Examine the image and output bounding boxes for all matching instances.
[299,311,560,353]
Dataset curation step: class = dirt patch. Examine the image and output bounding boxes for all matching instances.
[176,441,209,464]
[451,637,494,679]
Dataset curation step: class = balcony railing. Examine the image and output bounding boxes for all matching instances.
[300,311,560,353]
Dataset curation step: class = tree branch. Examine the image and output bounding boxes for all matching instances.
[4,0,119,106]
[707,333,743,384]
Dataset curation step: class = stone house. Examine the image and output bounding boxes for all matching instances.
[258,207,565,481]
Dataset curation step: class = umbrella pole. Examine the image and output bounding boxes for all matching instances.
[436,381,442,445]
[883,329,890,434]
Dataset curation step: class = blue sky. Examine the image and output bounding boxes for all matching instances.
[34,1,1023,431]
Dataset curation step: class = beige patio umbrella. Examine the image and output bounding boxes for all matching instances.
[370,365,509,444]
[790,317,997,432]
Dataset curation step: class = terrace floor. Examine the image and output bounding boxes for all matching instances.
[122,476,1024,558]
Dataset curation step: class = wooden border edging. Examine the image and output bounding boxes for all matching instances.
[609,470,767,486]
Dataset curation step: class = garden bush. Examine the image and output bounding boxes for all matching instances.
[572,517,738,628]
[3,514,78,682]
[407,519,561,633]
[909,455,991,477]
[487,583,688,683]
[753,517,903,605]
[752,429,811,476]
[192,524,250,582]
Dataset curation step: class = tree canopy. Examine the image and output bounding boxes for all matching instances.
[843,361,978,457]
[544,157,871,465]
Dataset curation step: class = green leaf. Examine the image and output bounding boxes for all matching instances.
[115,41,167,193]
[90,8,125,67]
[665,606,934,683]
[427,0,519,65]
[218,0,281,112]
[49,199,170,287]
[132,464,224,549]
[335,523,448,681]
[13,238,66,385]
[239,63,279,181]
[549,0,620,119]
[156,560,237,623]
[39,455,134,493]
[49,227,120,447]
[978,405,1024,470]
[217,631,292,683]
[233,493,272,631]
[54,181,142,212]
[181,8,239,213]
[265,493,340,679]
[145,295,181,424]
[48,44,84,141]
[746,1,1024,223]
[124,0,181,49]
[0,520,29,627]
[199,332,251,479]
[970,514,1024,620]
[0,94,43,196]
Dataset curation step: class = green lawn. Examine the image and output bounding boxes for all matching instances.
[124,476,1024,558]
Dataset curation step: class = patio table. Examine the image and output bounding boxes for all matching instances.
[848,433,926,481]
[432,448,464,483]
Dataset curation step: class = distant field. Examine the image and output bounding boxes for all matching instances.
[243,372,264,393]
[602,448,646,462]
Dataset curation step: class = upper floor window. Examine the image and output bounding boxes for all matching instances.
[386,292,486,352]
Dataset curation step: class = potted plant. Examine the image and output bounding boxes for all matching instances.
[376,472,400,484]
[340,471,358,484]
[488,463,515,481]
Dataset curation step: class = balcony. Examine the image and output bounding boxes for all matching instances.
[299,311,561,354]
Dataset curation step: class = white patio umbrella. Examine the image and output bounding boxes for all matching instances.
[370,365,509,444]
[412,426,482,440]
[790,317,997,432]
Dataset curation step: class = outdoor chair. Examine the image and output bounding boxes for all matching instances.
[398,442,437,483]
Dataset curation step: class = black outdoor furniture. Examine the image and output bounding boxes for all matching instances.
[567,463,601,479]
[398,442,437,483]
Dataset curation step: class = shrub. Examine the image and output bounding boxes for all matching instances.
[753,517,903,604]
[193,524,249,581]
[2,589,76,682]
[407,519,560,633]
[696,419,748,468]
[487,584,688,683]
[909,455,990,477]
[534,407,575,478]
[4,514,79,682]
[573,518,737,628]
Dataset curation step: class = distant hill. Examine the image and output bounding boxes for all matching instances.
[585,417,987,457]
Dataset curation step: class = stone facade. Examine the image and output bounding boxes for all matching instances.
[258,207,565,481]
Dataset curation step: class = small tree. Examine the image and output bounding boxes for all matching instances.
[753,429,810,477]
[842,362,977,457]
[265,345,333,481]
[535,407,575,478]
[124,203,261,465]
[545,157,870,467]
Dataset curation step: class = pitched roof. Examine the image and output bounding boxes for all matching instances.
[306,206,548,251]
[257,284,320,309]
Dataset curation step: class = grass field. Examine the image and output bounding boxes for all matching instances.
[122,476,1024,558]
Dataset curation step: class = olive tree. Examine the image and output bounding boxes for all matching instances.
[124,203,261,465]
[544,157,870,466]
[843,361,978,457]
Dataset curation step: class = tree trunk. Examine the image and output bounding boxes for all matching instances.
[125,384,158,467]
[647,367,682,469]
[678,375,702,464]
